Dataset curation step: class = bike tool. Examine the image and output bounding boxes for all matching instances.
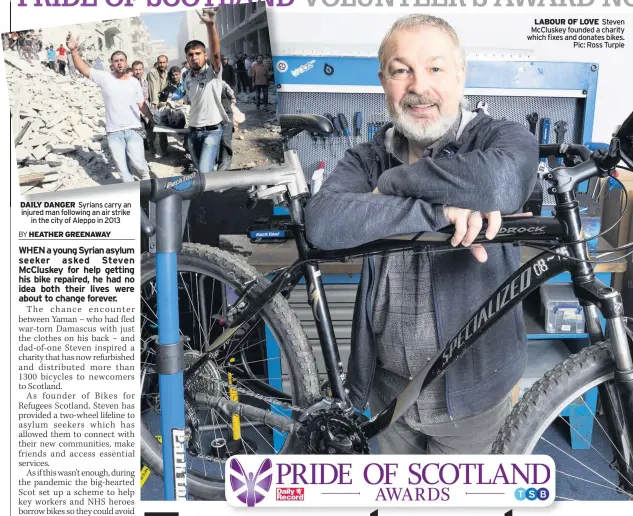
[141,186,192,501]
[540,117,551,165]
[331,114,344,147]
[527,112,539,136]
[310,131,327,151]
[338,113,353,148]
[476,100,489,115]
[324,113,337,156]
[354,112,362,146]
[554,120,568,166]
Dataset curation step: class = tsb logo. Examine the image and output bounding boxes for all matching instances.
[515,487,550,501]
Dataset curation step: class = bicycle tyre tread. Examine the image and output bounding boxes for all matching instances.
[492,341,613,454]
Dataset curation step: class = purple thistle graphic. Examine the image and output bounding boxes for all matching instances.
[229,458,273,507]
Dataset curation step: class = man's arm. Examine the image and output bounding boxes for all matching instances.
[376,122,538,214]
[305,147,448,250]
[198,8,221,73]
[223,82,236,104]
[139,102,154,127]
[66,34,90,79]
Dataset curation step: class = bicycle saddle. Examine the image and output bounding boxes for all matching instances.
[280,114,333,140]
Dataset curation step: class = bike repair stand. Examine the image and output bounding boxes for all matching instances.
[154,193,187,501]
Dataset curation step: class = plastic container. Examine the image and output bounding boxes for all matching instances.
[311,161,325,194]
[540,284,585,334]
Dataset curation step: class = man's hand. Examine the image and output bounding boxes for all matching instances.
[66,33,79,51]
[443,207,502,263]
[197,7,219,24]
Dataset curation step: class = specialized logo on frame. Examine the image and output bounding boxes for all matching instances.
[225,455,555,507]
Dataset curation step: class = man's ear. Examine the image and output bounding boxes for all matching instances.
[457,62,466,87]
[378,69,385,88]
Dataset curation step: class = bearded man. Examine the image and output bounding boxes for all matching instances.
[305,14,538,454]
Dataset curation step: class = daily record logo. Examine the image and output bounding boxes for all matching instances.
[225,455,555,508]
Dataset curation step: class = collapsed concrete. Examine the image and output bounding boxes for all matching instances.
[7,52,120,193]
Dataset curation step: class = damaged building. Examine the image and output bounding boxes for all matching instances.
[39,16,154,67]
[177,4,271,63]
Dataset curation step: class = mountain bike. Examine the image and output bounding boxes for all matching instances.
[139,112,633,501]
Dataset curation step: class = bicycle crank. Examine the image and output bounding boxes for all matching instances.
[298,410,370,455]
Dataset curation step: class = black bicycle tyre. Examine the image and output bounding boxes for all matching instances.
[492,342,615,455]
[140,243,320,500]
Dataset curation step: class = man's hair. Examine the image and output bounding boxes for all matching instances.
[378,14,465,71]
[185,40,206,54]
[169,66,180,74]
[157,54,168,61]
[132,60,144,68]
[110,50,127,61]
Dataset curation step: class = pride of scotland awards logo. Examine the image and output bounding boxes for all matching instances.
[229,458,273,507]
[225,455,555,508]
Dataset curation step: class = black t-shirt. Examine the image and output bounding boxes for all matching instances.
[222,64,235,84]
[235,58,246,72]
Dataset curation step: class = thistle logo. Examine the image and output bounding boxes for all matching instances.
[229,458,273,507]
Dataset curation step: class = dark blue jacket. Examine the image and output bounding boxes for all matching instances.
[304,110,539,419]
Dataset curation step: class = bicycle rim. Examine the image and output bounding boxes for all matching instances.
[140,252,306,492]
[495,343,633,502]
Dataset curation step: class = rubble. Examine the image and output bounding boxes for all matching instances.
[6,51,120,191]
[8,42,283,191]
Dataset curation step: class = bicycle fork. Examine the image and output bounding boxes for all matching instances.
[560,194,633,493]
[602,314,633,494]
[579,284,633,493]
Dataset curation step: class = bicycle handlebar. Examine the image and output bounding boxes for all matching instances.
[539,143,593,162]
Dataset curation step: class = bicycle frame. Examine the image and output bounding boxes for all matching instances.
[141,147,633,499]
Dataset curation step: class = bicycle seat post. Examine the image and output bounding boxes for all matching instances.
[154,193,188,501]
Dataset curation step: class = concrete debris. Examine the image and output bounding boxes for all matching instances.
[31,146,50,161]
[7,52,121,191]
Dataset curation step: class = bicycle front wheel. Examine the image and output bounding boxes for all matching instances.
[492,342,633,501]
[139,243,320,500]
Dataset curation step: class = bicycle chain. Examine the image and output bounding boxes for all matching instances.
[182,378,304,466]
[201,377,305,412]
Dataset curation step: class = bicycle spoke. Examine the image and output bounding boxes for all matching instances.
[578,395,633,481]
[604,384,633,466]
[553,413,633,491]
[140,257,309,493]
[557,470,623,491]
[540,436,624,492]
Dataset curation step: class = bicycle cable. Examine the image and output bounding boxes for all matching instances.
[542,173,628,248]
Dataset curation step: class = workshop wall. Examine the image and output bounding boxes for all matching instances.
[268,11,633,144]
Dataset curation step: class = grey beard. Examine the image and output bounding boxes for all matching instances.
[390,106,458,147]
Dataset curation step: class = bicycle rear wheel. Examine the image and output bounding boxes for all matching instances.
[140,243,320,500]
[492,342,633,501]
